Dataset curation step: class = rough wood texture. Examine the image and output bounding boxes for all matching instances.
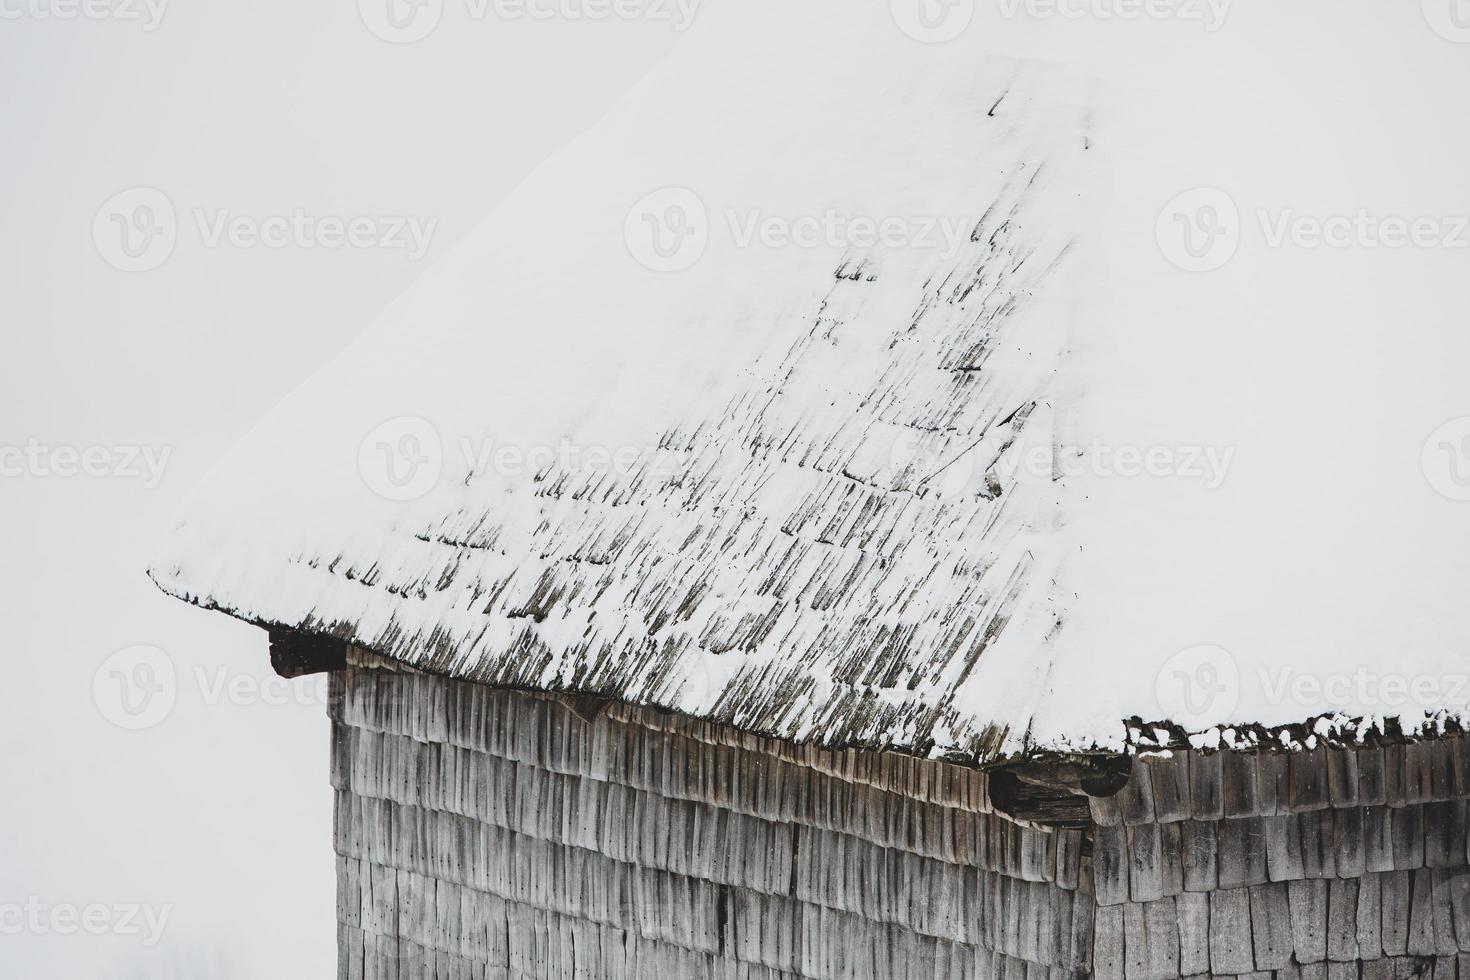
[331,668,1470,979]
[1086,743,1470,980]
[331,668,1090,979]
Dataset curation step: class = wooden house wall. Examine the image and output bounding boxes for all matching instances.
[327,663,1470,980]
[327,666,1092,980]
[1088,741,1470,980]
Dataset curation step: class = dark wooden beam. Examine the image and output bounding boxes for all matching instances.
[267,628,348,679]
[988,756,1132,828]
[988,769,1093,827]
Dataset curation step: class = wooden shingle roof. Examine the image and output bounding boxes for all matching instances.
[150,8,1094,764]
[150,0,1470,761]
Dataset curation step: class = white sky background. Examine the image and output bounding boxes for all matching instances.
[4,0,1470,975]
[0,4,683,976]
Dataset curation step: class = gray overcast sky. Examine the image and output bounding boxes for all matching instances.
[0,4,681,975]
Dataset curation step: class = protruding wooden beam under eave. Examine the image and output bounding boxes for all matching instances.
[988,756,1133,828]
[267,628,348,679]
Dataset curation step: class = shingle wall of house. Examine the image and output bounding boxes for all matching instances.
[1089,741,1470,980]
[328,666,1092,979]
[329,664,1470,980]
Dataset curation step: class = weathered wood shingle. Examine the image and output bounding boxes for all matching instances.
[332,669,1470,980]
[332,668,1092,980]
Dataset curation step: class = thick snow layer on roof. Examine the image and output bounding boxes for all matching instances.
[151,0,1470,761]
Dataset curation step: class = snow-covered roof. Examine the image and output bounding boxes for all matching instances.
[151,0,1470,763]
